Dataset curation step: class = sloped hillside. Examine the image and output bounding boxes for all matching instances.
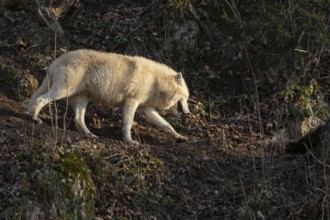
[0,1,329,219]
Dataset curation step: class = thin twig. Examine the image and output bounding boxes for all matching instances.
[304,143,330,168]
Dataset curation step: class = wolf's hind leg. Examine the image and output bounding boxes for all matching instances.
[28,78,52,121]
[31,88,68,123]
[30,67,74,123]
[70,96,97,138]
[122,98,140,145]
[142,107,188,142]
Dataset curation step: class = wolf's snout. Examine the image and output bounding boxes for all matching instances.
[181,109,190,117]
[178,101,190,115]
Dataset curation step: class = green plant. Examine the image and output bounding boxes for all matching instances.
[282,81,329,120]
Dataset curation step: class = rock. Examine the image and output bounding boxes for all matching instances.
[25,202,45,220]
[172,20,199,50]
[17,71,39,99]
[286,123,325,153]
[301,115,324,135]
[54,152,96,219]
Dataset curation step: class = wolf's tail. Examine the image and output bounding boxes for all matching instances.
[27,68,54,114]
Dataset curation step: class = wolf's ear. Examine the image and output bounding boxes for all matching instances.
[176,72,183,85]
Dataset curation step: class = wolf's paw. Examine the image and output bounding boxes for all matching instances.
[32,116,43,124]
[125,139,140,146]
[86,133,99,139]
[176,135,188,143]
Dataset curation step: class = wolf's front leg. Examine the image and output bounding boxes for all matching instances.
[122,98,140,145]
[70,96,98,138]
[142,107,188,142]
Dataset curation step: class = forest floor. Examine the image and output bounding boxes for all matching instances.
[0,1,329,219]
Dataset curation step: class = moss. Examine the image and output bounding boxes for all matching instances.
[54,152,96,220]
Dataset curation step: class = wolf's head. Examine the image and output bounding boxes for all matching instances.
[169,72,190,116]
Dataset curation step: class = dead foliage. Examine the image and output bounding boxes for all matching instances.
[0,1,329,219]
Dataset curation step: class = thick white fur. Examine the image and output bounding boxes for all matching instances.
[28,49,190,145]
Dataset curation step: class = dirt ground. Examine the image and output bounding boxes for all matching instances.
[0,1,329,219]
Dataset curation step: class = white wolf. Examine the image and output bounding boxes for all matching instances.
[28,49,190,145]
